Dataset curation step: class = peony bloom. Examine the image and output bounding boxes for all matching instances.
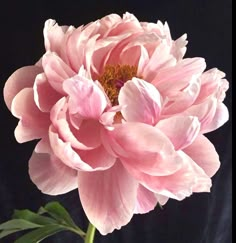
[4,13,229,235]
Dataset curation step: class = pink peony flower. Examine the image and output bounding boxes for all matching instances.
[3,13,229,235]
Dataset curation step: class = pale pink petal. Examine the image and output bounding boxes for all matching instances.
[49,125,94,171]
[119,78,162,125]
[134,185,158,214]
[155,194,169,205]
[4,66,42,110]
[103,122,182,176]
[153,58,206,94]
[142,41,176,82]
[79,145,116,170]
[171,34,188,60]
[63,76,107,119]
[35,136,51,154]
[127,151,211,201]
[202,103,229,133]
[78,162,138,235]
[195,68,225,104]
[183,97,218,133]
[161,76,200,115]
[43,19,71,54]
[42,52,76,93]
[29,152,77,195]
[156,116,200,150]
[183,135,220,177]
[33,73,62,112]
[11,88,50,142]
[50,98,101,150]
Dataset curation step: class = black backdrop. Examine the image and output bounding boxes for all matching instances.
[0,0,232,242]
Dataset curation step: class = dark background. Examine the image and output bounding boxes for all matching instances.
[0,0,232,242]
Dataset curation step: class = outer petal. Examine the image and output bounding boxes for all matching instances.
[11,88,50,143]
[42,52,76,93]
[63,76,107,119]
[78,162,138,235]
[127,151,211,201]
[156,115,200,150]
[153,58,206,94]
[201,102,229,133]
[183,97,218,133]
[119,78,162,125]
[33,73,62,112]
[183,135,220,177]
[4,66,42,110]
[103,122,182,176]
[29,152,77,195]
[134,185,158,214]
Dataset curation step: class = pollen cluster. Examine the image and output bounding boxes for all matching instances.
[98,64,138,105]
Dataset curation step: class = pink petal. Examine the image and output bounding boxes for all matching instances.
[153,58,206,94]
[103,122,182,176]
[183,135,220,177]
[43,19,71,55]
[171,34,188,60]
[29,151,77,195]
[142,41,176,82]
[63,76,107,119]
[79,145,116,171]
[119,78,162,125]
[195,68,225,104]
[50,98,101,150]
[42,52,76,94]
[161,77,200,115]
[127,151,211,201]
[155,194,169,205]
[4,66,42,110]
[134,185,158,214]
[156,115,200,150]
[49,125,103,171]
[33,73,62,112]
[183,97,218,133]
[11,88,50,142]
[202,102,229,133]
[78,162,138,235]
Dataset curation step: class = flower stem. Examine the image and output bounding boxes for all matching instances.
[84,222,96,243]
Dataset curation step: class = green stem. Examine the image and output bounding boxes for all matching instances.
[84,222,96,243]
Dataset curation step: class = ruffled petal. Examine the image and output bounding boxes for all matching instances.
[183,135,220,177]
[153,58,206,94]
[119,78,162,125]
[33,73,62,112]
[126,151,211,201]
[156,115,200,150]
[63,75,107,119]
[29,151,77,195]
[134,185,158,214]
[78,162,138,235]
[103,122,182,176]
[4,66,42,110]
[79,145,116,170]
[50,98,101,150]
[42,52,76,93]
[11,88,50,142]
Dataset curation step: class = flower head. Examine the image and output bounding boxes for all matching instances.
[4,12,229,235]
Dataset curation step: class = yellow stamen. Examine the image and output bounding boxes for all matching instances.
[98,64,138,105]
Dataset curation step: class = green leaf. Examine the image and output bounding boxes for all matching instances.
[0,229,23,238]
[14,225,65,243]
[0,219,41,230]
[42,202,77,228]
[13,209,57,225]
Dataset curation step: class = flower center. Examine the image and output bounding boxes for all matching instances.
[98,64,138,105]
